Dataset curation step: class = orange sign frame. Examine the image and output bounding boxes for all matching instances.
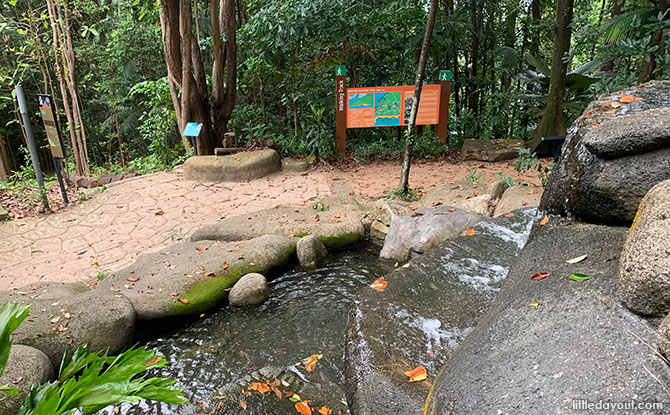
[345,84,441,129]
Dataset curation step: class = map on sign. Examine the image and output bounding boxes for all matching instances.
[346,85,441,129]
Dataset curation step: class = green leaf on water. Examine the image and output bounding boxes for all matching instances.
[569,273,593,282]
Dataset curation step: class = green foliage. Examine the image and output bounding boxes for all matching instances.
[388,186,419,201]
[0,302,32,399]
[465,168,482,186]
[311,194,329,211]
[514,147,553,185]
[19,345,186,415]
[165,228,185,243]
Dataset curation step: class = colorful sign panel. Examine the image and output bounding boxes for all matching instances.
[37,95,65,159]
[346,85,441,129]
[182,122,203,137]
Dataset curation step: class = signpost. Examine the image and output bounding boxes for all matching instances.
[335,67,452,153]
[182,122,203,155]
[37,94,68,205]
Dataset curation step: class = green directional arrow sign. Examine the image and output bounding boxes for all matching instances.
[439,70,452,81]
[336,65,347,76]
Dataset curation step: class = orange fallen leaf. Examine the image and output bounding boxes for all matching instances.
[314,215,320,222]
[370,277,388,292]
[619,95,636,103]
[603,109,617,114]
[126,277,140,283]
[178,298,189,304]
[295,401,312,415]
[271,385,283,399]
[531,272,551,281]
[404,365,427,382]
[503,212,515,218]
[223,261,229,270]
[240,399,247,409]
[588,123,600,129]
[461,228,476,236]
[448,208,456,212]
[155,209,165,216]
[318,407,332,415]
[248,382,270,394]
[411,212,424,217]
[196,245,208,251]
[539,216,549,227]
[144,356,162,366]
[303,353,323,372]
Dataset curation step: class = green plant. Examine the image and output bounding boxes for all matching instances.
[0,302,32,400]
[166,227,185,243]
[465,168,482,186]
[311,194,329,211]
[514,147,553,185]
[95,269,109,281]
[388,186,419,201]
[497,172,517,187]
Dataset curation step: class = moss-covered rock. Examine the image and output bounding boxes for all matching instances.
[98,235,296,320]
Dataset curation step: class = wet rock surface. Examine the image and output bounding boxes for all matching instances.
[98,235,296,320]
[541,80,670,224]
[0,282,135,368]
[618,179,670,316]
[0,345,54,415]
[346,209,537,415]
[191,195,366,250]
[379,205,485,261]
[182,149,281,182]
[493,185,543,217]
[425,219,670,414]
[418,178,507,211]
[659,313,670,358]
[296,234,328,270]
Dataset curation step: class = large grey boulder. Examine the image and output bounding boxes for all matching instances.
[373,199,408,226]
[0,345,54,415]
[379,206,484,261]
[425,219,670,414]
[296,234,328,270]
[191,195,366,250]
[346,210,537,415]
[618,180,670,316]
[419,178,507,212]
[541,80,670,224]
[182,149,281,182]
[0,283,135,368]
[461,139,524,162]
[659,313,670,358]
[98,235,295,320]
[229,273,269,306]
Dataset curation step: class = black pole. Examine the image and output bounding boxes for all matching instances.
[53,157,68,205]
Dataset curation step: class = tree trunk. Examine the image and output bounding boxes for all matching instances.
[601,0,625,72]
[398,0,439,195]
[530,0,542,58]
[532,0,575,144]
[639,0,669,82]
[0,130,10,182]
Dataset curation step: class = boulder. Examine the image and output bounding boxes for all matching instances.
[541,80,670,224]
[296,235,328,270]
[346,210,538,414]
[659,313,670,358]
[281,158,310,174]
[425,219,670,414]
[379,206,484,261]
[98,235,296,320]
[0,345,54,415]
[461,139,524,162]
[228,273,270,306]
[182,149,281,182]
[78,177,100,188]
[0,283,135,368]
[419,178,507,214]
[373,199,408,226]
[493,185,543,217]
[369,220,390,240]
[0,206,8,221]
[618,180,670,316]
[191,195,366,250]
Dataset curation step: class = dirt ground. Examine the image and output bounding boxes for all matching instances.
[0,158,545,290]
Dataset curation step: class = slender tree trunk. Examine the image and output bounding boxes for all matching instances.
[639,0,669,82]
[0,130,10,181]
[115,113,125,167]
[533,0,575,143]
[601,0,625,72]
[530,0,542,58]
[398,0,438,195]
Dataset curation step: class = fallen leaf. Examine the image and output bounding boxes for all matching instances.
[318,407,332,415]
[619,95,636,103]
[588,124,600,129]
[30,285,38,291]
[303,353,323,372]
[288,393,301,402]
[50,316,60,323]
[603,109,617,114]
[223,262,229,270]
[404,365,427,382]
[272,385,283,399]
[240,399,247,409]
[569,273,593,282]
[461,228,476,236]
[126,277,140,283]
[295,401,312,415]
[12,377,22,384]
[370,277,388,292]
[196,245,208,252]
[178,298,189,304]
[503,212,515,218]
[144,356,162,366]
[539,216,549,227]
[531,272,551,281]
[314,215,320,222]
[530,301,542,307]
[248,382,270,394]
[566,254,588,264]
[448,208,456,212]
[411,212,424,217]
[155,209,165,216]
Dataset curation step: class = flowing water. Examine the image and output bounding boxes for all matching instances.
[97,242,393,415]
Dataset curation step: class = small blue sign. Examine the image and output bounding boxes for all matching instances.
[183,122,203,137]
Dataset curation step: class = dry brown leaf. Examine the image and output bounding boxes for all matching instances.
[404,365,427,382]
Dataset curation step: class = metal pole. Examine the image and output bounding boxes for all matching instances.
[16,85,50,211]
[53,157,68,205]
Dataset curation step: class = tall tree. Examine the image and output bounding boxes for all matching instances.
[159,0,237,155]
[639,0,669,82]
[600,0,626,72]
[533,0,575,142]
[397,0,439,196]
